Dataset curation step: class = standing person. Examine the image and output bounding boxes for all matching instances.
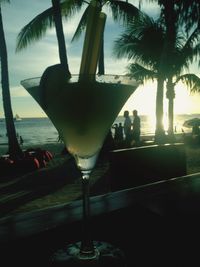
[113,123,120,141]
[118,123,124,143]
[123,110,132,147]
[113,123,124,148]
[19,136,24,146]
[132,109,141,146]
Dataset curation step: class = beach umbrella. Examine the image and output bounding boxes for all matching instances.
[183,118,200,128]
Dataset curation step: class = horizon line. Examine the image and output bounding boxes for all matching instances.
[1,112,200,119]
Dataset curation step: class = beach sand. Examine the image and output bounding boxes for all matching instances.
[0,141,111,216]
[1,139,200,217]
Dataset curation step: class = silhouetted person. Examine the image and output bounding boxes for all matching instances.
[123,110,132,147]
[132,109,141,146]
[113,123,119,141]
[118,123,124,142]
[113,123,124,148]
[19,136,24,145]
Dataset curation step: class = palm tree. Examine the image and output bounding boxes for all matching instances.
[16,0,72,76]
[155,0,200,140]
[113,13,166,142]
[16,0,141,75]
[165,29,200,139]
[145,0,200,140]
[0,0,23,158]
[113,11,200,142]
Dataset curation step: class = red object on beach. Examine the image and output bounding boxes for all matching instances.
[34,149,48,167]
[32,157,40,169]
[23,149,53,168]
[44,150,53,161]
[37,149,53,162]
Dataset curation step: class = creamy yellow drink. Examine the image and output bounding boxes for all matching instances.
[22,72,138,158]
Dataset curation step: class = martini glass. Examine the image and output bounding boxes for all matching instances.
[21,73,139,265]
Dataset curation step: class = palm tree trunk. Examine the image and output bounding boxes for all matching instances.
[155,75,166,143]
[155,1,176,144]
[98,35,105,74]
[51,0,71,76]
[161,0,176,143]
[0,6,23,158]
[166,78,175,141]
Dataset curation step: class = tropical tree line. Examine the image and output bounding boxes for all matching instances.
[1,0,200,159]
[114,1,200,142]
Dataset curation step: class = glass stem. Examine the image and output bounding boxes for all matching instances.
[80,170,95,256]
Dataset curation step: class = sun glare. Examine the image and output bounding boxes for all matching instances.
[120,81,200,117]
[120,82,157,116]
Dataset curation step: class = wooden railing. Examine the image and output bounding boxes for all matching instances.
[109,143,187,190]
[1,170,200,244]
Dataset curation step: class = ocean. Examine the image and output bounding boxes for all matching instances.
[0,114,199,146]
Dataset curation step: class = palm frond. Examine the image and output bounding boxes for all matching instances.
[71,6,89,42]
[175,73,200,93]
[107,0,141,25]
[16,0,84,52]
[177,0,200,32]
[113,14,164,70]
[172,28,200,74]
[127,63,157,83]
[61,0,85,19]
[16,7,55,52]
[180,27,200,59]
[125,11,155,36]
[113,33,139,59]
[113,34,154,67]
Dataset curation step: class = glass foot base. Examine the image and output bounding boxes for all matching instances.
[51,241,126,267]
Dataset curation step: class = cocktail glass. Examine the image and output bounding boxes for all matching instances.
[21,73,139,265]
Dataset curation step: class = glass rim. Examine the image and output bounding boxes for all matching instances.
[21,74,140,86]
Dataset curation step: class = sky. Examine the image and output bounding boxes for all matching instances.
[0,0,200,118]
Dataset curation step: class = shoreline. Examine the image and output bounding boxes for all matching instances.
[0,132,188,156]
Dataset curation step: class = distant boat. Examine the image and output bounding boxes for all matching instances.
[14,114,22,121]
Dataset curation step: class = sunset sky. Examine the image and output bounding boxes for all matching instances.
[0,0,200,118]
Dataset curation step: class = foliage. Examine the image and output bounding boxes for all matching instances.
[113,6,200,140]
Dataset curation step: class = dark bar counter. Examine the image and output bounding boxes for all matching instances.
[1,172,200,266]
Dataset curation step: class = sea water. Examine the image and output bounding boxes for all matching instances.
[0,114,199,146]
[0,117,57,146]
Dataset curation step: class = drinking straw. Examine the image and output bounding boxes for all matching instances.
[79,0,107,82]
